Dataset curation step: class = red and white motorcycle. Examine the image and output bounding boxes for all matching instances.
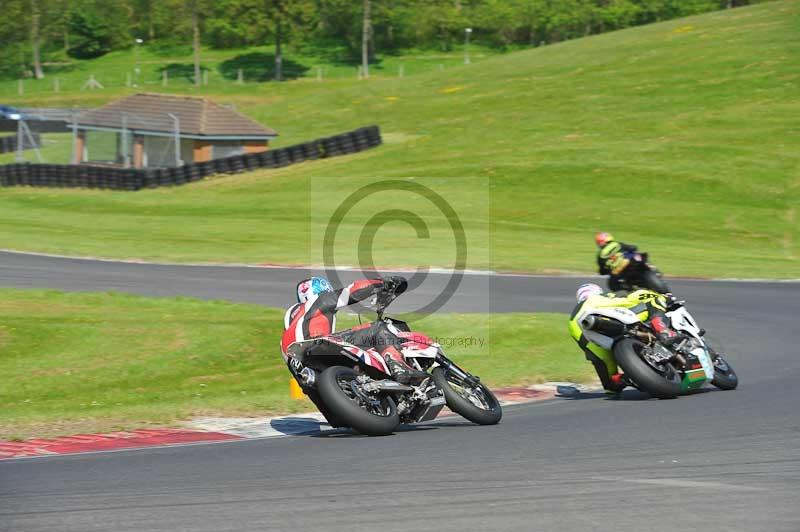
[284,288,502,436]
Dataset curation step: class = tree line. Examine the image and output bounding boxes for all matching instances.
[0,0,763,82]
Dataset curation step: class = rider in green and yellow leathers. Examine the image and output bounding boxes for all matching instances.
[568,283,677,393]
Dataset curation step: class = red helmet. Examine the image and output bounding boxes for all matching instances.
[595,232,614,247]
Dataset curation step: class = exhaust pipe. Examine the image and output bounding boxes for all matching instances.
[582,315,626,337]
[299,367,317,387]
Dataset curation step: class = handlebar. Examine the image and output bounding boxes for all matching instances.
[375,291,396,319]
[374,276,408,318]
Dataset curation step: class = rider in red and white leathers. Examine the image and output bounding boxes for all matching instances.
[281,276,427,384]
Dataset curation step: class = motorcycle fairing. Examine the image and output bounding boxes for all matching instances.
[288,336,391,378]
[359,348,391,374]
[667,307,714,380]
[394,330,440,359]
[666,307,701,338]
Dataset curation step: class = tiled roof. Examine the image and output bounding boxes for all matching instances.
[76,93,277,137]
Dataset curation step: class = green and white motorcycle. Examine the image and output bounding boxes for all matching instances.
[570,296,738,398]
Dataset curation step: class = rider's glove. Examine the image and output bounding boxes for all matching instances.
[664,294,684,311]
[659,332,690,348]
[383,275,408,295]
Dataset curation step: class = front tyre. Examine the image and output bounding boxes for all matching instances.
[614,338,682,399]
[432,367,502,425]
[711,354,738,390]
[317,366,400,436]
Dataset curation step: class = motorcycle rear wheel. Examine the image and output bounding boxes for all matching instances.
[432,367,502,425]
[614,338,682,399]
[640,270,670,293]
[317,366,400,436]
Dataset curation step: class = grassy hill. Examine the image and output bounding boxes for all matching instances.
[0,45,497,105]
[0,1,797,278]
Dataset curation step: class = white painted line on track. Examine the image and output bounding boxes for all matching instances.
[591,477,767,492]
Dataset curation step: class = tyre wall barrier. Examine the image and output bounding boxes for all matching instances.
[0,133,41,154]
[0,125,382,191]
[0,119,70,134]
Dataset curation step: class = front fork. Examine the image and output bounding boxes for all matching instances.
[435,353,480,387]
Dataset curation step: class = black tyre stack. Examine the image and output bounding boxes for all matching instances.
[0,126,383,191]
[274,148,291,167]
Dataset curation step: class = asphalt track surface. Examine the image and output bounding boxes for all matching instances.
[1,250,799,531]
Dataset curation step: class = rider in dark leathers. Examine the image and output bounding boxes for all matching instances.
[595,232,639,291]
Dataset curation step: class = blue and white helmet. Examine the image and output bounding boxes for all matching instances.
[576,283,603,303]
[296,277,333,303]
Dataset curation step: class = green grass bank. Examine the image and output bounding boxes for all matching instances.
[0,289,586,439]
[0,2,797,278]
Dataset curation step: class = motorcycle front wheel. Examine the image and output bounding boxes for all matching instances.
[614,338,682,399]
[710,354,738,390]
[432,367,502,425]
[317,366,400,436]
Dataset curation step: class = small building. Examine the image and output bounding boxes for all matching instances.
[73,93,277,168]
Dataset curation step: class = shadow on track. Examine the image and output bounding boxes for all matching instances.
[556,387,720,401]
[266,416,488,438]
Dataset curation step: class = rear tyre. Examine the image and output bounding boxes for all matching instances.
[614,338,682,399]
[304,387,347,428]
[317,366,400,436]
[711,355,738,390]
[608,276,626,292]
[641,270,670,293]
[432,367,502,425]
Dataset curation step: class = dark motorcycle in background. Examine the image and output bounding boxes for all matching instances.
[611,251,671,293]
[284,287,502,436]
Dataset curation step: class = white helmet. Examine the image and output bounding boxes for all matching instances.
[576,283,603,303]
[296,277,333,304]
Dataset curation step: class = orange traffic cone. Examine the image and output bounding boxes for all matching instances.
[289,378,305,400]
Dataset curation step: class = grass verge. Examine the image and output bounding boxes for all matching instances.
[0,289,589,439]
[0,2,796,278]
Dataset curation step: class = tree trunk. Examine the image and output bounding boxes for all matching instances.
[31,0,44,79]
[192,1,201,87]
[368,13,375,61]
[387,24,394,49]
[62,0,70,52]
[274,17,283,81]
[361,0,370,78]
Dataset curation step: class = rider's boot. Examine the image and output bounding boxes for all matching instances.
[604,373,628,396]
[382,347,429,386]
[649,315,688,346]
[611,373,627,391]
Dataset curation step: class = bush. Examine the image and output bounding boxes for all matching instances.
[67,2,129,59]
[205,20,248,49]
